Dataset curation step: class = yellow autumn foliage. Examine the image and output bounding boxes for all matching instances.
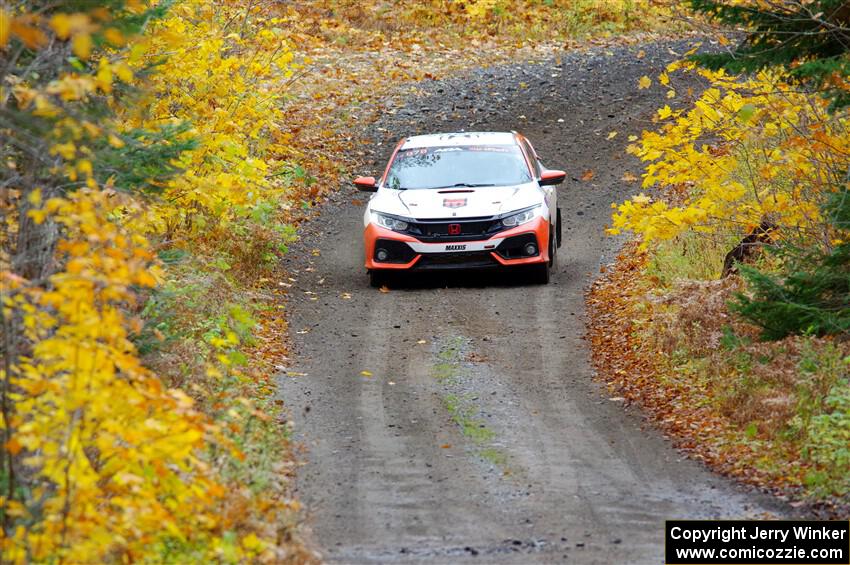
[2,190,231,562]
[2,0,299,561]
[121,0,296,237]
[611,61,850,247]
[305,0,673,41]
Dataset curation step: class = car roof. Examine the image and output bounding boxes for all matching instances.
[401,131,518,149]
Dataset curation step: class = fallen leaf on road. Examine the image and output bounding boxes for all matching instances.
[360,370,373,377]
[379,285,390,293]
[607,131,618,140]
[638,75,651,89]
[416,339,427,344]
[341,292,352,299]
[440,444,451,449]
[581,169,595,181]
[636,49,646,59]
[621,172,638,182]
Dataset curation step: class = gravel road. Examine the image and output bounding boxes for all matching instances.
[278,40,787,564]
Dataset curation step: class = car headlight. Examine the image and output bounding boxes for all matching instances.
[372,212,409,231]
[501,205,541,227]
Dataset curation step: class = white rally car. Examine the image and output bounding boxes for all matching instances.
[354,132,565,287]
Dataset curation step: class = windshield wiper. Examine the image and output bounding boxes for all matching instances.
[438,183,496,188]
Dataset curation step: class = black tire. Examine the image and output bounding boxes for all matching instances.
[549,230,557,268]
[531,262,550,285]
[369,270,386,288]
[556,208,563,248]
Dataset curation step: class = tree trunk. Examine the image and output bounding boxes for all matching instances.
[12,189,59,281]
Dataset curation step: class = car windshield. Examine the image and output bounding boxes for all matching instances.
[384,145,532,190]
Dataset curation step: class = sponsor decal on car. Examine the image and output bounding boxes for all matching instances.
[443,198,467,208]
[445,244,466,251]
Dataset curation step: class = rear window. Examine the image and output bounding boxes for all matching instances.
[384,145,532,190]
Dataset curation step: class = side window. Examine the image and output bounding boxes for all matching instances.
[520,139,541,177]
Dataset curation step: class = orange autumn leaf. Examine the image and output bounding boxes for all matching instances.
[5,438,23,456]
[11,19,47,48]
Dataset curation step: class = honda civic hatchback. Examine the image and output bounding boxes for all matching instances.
[354,131,565,287]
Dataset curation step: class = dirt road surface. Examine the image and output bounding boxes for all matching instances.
[278,40,787,564]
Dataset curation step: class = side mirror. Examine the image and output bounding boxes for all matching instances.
[539,170,567,186]
[354,176,378,192]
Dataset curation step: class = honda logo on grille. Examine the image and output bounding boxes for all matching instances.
[448,223,461,235]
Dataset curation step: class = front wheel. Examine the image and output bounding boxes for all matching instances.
[556,208,562,248]
[548,230,557,269]
[531,262,550,285]
[369,270,386,288]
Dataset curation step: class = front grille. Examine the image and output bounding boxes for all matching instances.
[404,216,506,242]
[414,251,498,270]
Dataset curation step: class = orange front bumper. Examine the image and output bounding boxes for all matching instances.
[364,216,550,270]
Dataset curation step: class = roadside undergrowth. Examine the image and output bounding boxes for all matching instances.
[588,243,850,516]
[591,38,850,517]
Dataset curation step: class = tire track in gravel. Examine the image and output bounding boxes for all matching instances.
[278,39,791,564]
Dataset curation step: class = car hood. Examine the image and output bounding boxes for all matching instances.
[371,183,543,219]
